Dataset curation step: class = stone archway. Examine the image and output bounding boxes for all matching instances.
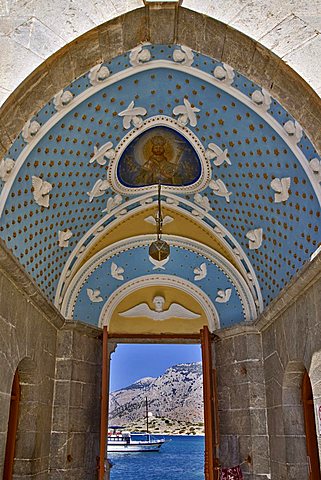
[3,357,43,479]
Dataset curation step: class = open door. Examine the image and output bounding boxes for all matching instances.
[201,326,219,480]
[3,371,20,480]
[303,371,321,480]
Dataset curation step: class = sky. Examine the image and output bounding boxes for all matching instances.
[109,344,202,392]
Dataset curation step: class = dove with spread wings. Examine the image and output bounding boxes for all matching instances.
[119,296,200,321]
[32,176,52,208]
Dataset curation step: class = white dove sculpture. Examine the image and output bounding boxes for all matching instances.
[87,288,103,303]
[88,63,110,86]
[149,255,170,270]
[270,177,291,203]
[102,194,123,214]
[246,228,263,250]
[111,262,124,281]
[129,45,151,66]
[53,90,73,111]
[251,89,271,111]
[173,98,200,127]
[214,226,225,237]
[22,119,41,143]
[215,288,232,303]
[31,176,52,208]
[172,45,194,66]
[166,197,179,206]
[0,158,15,182]
[194,263,207,281]
[205,143,231,166]
[119,296,200,321]
[144,215,173,226]
[87,179,110,202]
[58,229,72,247]
[213,63,235,85]
[194,193,210,212]
[89,142,115,166]
[310,158,321,182]
[209,179,232,203]
[283,120,302,144]
[118,101,147,129]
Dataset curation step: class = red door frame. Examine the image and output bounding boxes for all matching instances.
[3,370,20,479]
[303,371,321,480]
[98,328,220,480]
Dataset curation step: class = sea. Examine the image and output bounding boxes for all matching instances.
[109,435,204,480]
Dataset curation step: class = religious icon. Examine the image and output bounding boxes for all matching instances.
[117,126,201,188]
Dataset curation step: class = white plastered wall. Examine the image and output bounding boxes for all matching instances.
[1,0,321,106]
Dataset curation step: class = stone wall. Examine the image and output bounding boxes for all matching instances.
[0,239,104,479]
[49,321,102,480]
[258,253,321,479]
[215,330,270,480]
[0,239,63,479]
[214,253,321,480]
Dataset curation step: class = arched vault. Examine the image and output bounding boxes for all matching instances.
[0,19,320,334]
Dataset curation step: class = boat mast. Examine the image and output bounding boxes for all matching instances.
[145,397,149,433]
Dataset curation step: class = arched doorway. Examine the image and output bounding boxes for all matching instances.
[3,370,20,479]
[303,371,321,479]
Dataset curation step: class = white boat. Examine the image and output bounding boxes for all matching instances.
[107,426,166,452]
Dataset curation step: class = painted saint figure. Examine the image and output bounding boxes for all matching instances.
[117,126,201,188]
[137,135,181,184]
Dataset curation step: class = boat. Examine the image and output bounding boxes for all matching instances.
[107,426,166,452]
[107,397,166,453]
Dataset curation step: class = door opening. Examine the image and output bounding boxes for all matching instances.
[108,340,205,479]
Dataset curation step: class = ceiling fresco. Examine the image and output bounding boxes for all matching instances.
[0,44,320,331]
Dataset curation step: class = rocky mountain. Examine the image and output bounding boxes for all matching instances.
[109,362,203,424]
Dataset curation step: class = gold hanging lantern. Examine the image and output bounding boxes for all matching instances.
[149,183,170,261]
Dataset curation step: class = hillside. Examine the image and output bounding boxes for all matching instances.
[109,362,204,427]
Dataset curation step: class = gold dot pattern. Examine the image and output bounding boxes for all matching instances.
[1,47,320,311]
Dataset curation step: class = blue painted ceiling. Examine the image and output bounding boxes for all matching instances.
[0,44,320,329]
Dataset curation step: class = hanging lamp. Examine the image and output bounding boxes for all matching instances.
[149,183,170,261]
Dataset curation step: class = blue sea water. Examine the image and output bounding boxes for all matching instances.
[109,435,204,480]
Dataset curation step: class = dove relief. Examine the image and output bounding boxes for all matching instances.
[213,63,235,85]
[205,143,231,166]
[53,90,74,111]
[111,262,124,281]
[88,63,110,86]
[87,179,110,202]
[215,288,232,304]
[172,46,194,66]
[89,142,115,166]
[31,176,52,208]
[118,101,147,129]
[58,229,72,248]
[87,288,103,303]
[270,177,291,203]
[209,179,232,203]
[246,228,263,250]
[173,98,200,127]
[129,45,151,67]
[0,158,15,182]
[194,263,207,281]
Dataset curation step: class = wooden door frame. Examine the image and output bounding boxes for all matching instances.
[98,328,219,480]
[302,371,321,480]
[3,370,20,480]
